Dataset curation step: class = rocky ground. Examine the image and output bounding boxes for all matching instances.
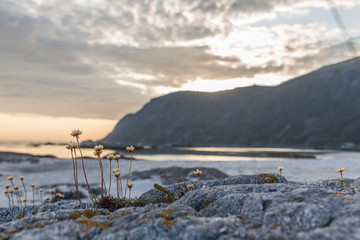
[1,174,360,239]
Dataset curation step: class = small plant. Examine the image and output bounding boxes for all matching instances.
[14,186,21,205]
[187,184,194,191]
[94,195,146,212]
[125,146,135,197]
[50,189,56,199]
[114,154,123,197]
[56,193,65,201]
[66,141,81,202]
[19,176,27,200]
[94,145,106,197]
[9,190,15,206]
[278,166,285,175]
[193,169,202,189]
[3,190,11,207]
[337,168,346,178]
[39,189,44,204]
[106,154,115,196]
[127,182,133,200]
[45,197,50,203]
[30,184,36,204]
[22,198,27,206]
[112,168,121,198]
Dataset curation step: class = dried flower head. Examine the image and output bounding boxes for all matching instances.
[106,154,115,160]
[30,184,36,188]
[114,154,121,160]
[8,176,14,181]
[66,141,79,150]
[9,190,14,194]
[126,146,135,153]
[4,184,10,189]
[14,186,20,190]
[45,197,51,202]
[114,172,120,178]
[70,129,82,138]
[56,193,61,197]
[4,190,9,195]
[19,176,25,181]
[94,145,104,151]
[193,169,203,176]
[187,184,194,190]
[127,182,134,189]
[39,189,44,193]
[50,189,56,194]
[278,166,285,171]
[337,168,346,173]
[59,194,65,199]
[22,198,27,203]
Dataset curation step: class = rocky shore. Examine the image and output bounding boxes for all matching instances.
[1,174,360,239]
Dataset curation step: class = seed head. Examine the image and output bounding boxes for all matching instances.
[127,182,134,189]
[114,154,121,160]
[30,184,36,188]
[50,189,56,194]
[4,190,9,195]
[4,184,10,189]
[8,176,14,181]
[56,193,61,197]
[14,186,20,190]
[39,189,44,193]
[187,184,194,190]
[22,198,27,203]
[19,176,25,181]
[126,146,135,153]
[337,168,346,173]
[106,154,115,160]
[9,190,14,194]
[45,197,51,202]
[278,166,285,172]
[66,141,78,150]
[94,145,104,151]
[193,169,202,176]
[112,168,120,174]
[70,129,82,138]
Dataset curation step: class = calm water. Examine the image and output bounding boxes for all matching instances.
[0,143,336,161]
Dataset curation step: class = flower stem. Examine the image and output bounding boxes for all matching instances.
[125,153,133,198]
[117,160,123,197]
[109,160,112,196]
[72,149,82,202]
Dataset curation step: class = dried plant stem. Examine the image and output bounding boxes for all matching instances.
[10,193,14,206]
[40,192,43,204]
[21,180,27,200]
[125,153,133,198]
[32,187,35,204]
[71,149,81,202]
[116,177,120,198]
[74,140,95,199]
[129,188,132,200]
[109,160,112,196]
[340,172,343,178]
[197,176,200,189]
[15,190,21,205]
[116,160,123,197]
[97,155,106,197]
[5,194,11,207]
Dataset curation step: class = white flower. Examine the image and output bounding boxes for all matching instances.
[94,145,104,151]
[70,129,82,138]
[278,166,285,171]
[194,169,202,176]
[114,154,121,160]
[106,154,115,160]
[126,146,135,153]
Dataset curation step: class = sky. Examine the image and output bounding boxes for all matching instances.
[0,0,359,142]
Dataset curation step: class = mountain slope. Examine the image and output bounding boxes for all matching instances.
[101,57,360,148]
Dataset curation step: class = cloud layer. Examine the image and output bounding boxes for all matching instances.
[0,0,359,119]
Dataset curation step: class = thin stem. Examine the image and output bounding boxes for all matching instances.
[197,176,200,189]
[16,190,21,205]
[116,177,119,198]
[117,160,123,198]
[21,181,27,200]
[40,192,43,204]
[109,160,112,196]
[97,155,106,197]
[6,194,10,207]
[125,153,133,198]
[129,189,131,200]
[71,149,81,202]
[10,193,14,206]
[32,188,35,204]
[76,138,94,199]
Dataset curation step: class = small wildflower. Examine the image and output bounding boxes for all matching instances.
[127,182,133,189]
[4,184,10,189]
[337,168,346,178]
[14,186,19,190]
[94,145,104,151]
[4,190,9,195]
[187,184,194,190]
[22,198,27,203]
[8,176,14,181]
[278,166,285,175]
[19,176,25,181]
[66,141,78,150]
[126,146,135,153]
[106,154,115,160]
[114,154,121,160]
[9,190,14,194]
[39,189,44,193]
[50,189,56,194]
[193,169,202,176]
[45,197,51,202]
[70,129,82,138]
[30,184,36,188]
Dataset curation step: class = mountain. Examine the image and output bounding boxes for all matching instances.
[100,57,360,149]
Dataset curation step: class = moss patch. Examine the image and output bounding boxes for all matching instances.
[257,173,280,183]
[94,196,146,212]
[158,208,178,229]
[16,210,26,219]
[77,219,111,233]
[69,211,83,220]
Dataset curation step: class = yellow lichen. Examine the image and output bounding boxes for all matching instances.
[27,222,45,230]
[202,200,211,210]
[164,219,178,229]
[114,209,131,218]
[333,192,354,200]
[77,219,111,233]
[32,211,38,215]
[158,208,178,229]
[16,210,26,219]
[270,223,282,230]
[257,173,280,183]
[83,209,98,218]
[69,211,82,220]
[144,211,152,216]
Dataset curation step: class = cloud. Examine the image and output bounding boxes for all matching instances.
[0,0,359,119]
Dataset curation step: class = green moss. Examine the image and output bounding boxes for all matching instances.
[257,173,280,183]
[83,209,98,218]
[94,196,146,212]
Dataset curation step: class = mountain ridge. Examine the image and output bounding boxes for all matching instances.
[98,57,360,149]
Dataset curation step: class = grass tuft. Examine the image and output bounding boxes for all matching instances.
[94,195,146,212]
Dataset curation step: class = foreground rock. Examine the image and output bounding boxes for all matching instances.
[1,175,360,239]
